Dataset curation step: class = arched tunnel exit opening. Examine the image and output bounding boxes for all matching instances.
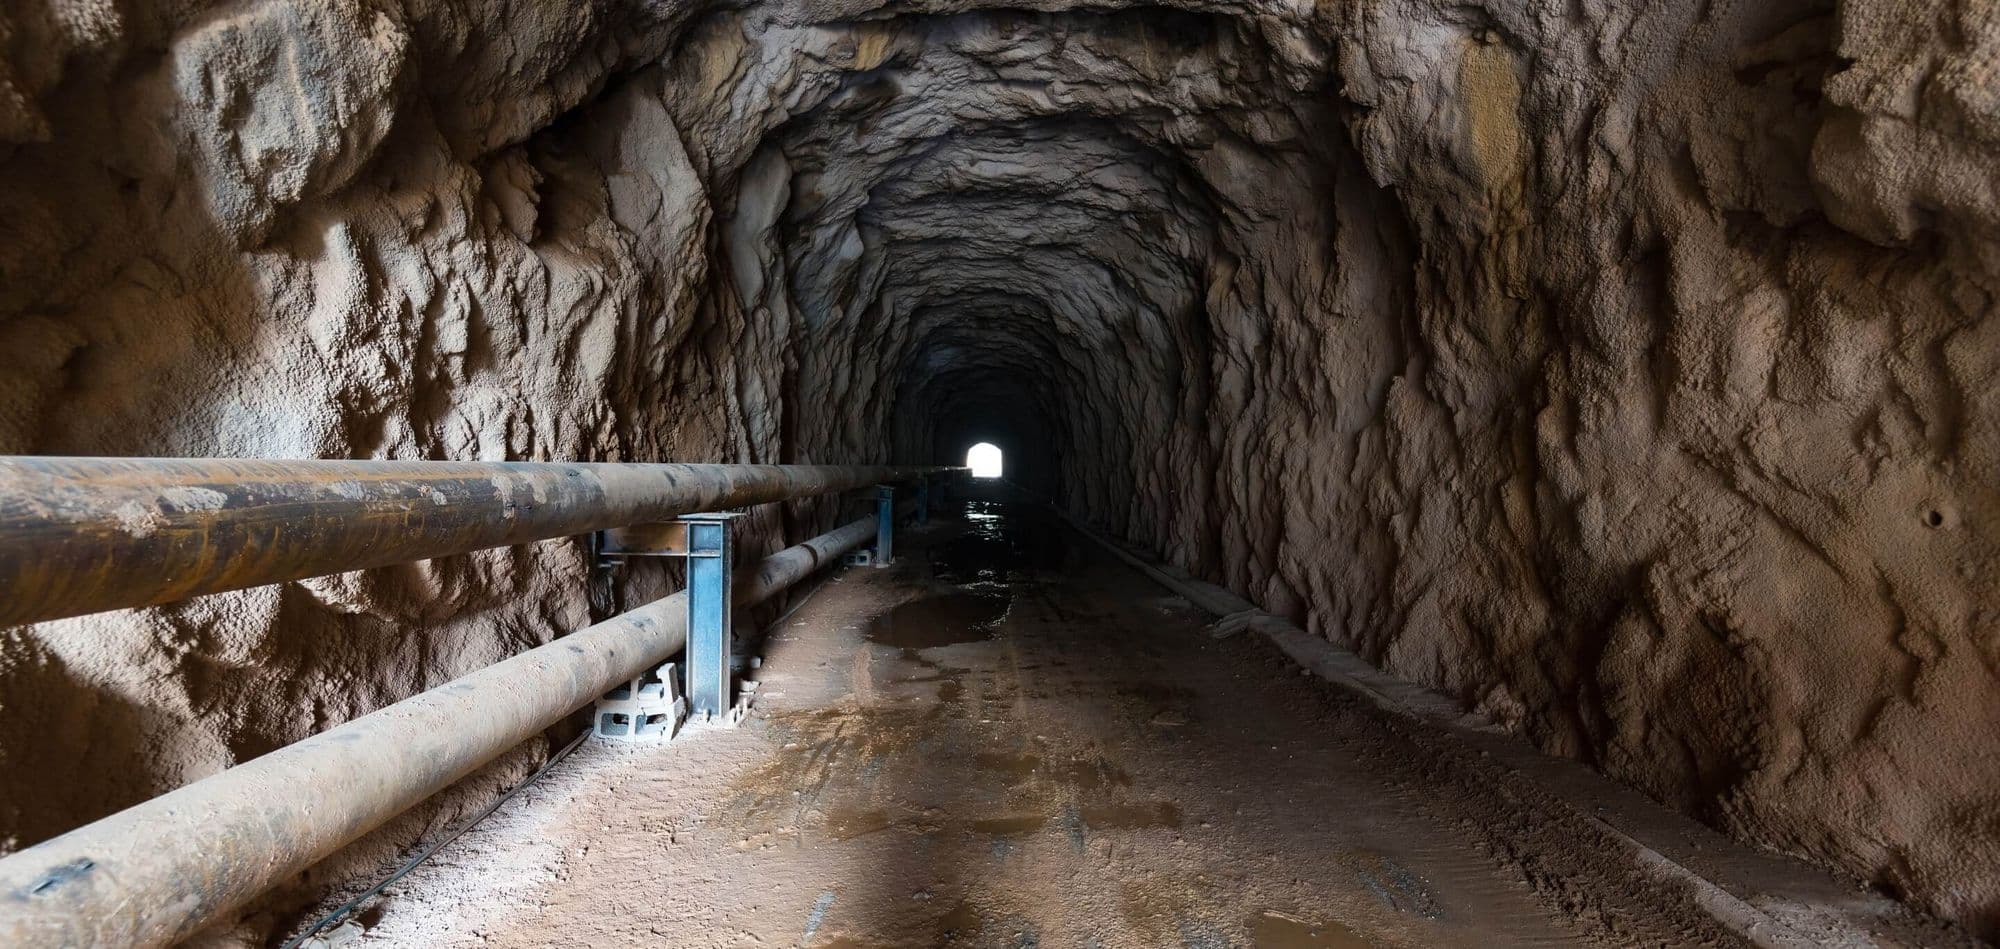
[0,3,1992,947]
[965,443,1002,479]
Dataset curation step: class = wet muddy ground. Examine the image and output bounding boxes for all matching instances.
[345,488,1774,947]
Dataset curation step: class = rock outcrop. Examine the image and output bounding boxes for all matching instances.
[1,0,1995,938]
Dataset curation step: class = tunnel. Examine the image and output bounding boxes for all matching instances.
[0,0,1996,946]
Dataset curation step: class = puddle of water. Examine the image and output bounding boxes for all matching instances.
[865,591,1010,650]
[1059,756,1134,790]
[930,501,1082,584]
[971,814,1049,836]
[931,534,1016,585]
[1080,801,1183,830]
[973,750,1040,780]
[1250,911,1376,949]
[826,806,892,841]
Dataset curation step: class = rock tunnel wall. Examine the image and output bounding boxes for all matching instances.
[1,0,1997,938]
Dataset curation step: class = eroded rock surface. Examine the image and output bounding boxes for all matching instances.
[1,0,1995,938]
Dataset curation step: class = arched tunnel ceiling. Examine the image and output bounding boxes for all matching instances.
[663,5,2000,930]
[735,8,1293,528]
[1,0,1996,934]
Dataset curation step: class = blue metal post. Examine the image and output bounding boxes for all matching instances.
[681,514,738,720]
[874,485,896,566]
[914,476,930,526]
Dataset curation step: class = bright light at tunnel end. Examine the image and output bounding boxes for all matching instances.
[967,443,1003,479]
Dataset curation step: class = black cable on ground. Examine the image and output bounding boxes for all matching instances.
[280,728,594,949]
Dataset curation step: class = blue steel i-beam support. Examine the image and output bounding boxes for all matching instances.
[914,476,931,526]
[874,485,896,566]
[682,513,739,719]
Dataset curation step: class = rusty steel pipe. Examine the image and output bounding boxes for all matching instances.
[0,510,888,948]
[734,498,919,604]
[0,457,954,626]
[736,515,880,605]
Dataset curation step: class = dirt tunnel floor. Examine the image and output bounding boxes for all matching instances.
[334,490,1840,948]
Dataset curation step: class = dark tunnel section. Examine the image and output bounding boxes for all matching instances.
[893,360,1061,500]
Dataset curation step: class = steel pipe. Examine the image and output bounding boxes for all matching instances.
[0,510,887,947]
[735,497,921,606]
[736,514,879,604]
[0,457,953,626]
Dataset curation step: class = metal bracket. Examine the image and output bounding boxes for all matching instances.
[594,521,702,564]
[590,512,742,729]
[873,485,896,567]
[680,513,739,722]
